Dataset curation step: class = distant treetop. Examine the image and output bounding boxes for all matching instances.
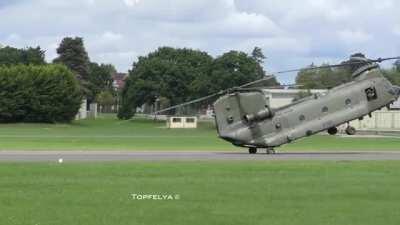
[53,37,90,81]
[0,46,45,66]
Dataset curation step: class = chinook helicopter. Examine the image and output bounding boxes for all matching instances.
[155,56,400,154]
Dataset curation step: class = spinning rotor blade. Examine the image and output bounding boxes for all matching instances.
[238,76,276,88]
[154,75,276,114]
[274,56,400,74]
[252,84,304,89]
[154,92,221,115]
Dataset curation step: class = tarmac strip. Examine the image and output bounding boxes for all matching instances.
[1,151,400,162]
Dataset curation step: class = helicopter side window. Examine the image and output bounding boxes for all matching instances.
[227,116,234,124]
[365,87,377,101]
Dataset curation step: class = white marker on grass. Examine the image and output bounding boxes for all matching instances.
[58,158,63,163]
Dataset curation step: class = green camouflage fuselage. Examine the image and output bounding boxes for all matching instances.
[214,65,400,148]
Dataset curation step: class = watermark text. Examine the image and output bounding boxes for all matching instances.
[131,193,180,200]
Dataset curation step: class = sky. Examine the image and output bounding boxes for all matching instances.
[0,0,399,83]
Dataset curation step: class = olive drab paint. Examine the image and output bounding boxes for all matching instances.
[214,61,400,149]
[155,56,400,153]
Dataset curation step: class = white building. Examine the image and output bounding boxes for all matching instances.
[75,99,88,120]
[75,99,98,120]
[166,117,198,128]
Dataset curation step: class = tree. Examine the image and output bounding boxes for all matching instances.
[118,47,213,119]
[296,61,353,89]
[0,46,45,66]
[0,64,82,123]
[87,62,115,101]
[53,37,90,81]
[23,47,46,65]
[250,47,277,86]
[382,68,400,86]
[118,47,279,120]
[53,37,91,100]
[207,50,278,93]
[251,47,266,64]
[96,91,115,113]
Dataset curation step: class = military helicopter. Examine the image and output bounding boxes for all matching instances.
[155,55,400,154]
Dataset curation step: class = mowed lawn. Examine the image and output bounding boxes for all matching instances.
[0,115,400,151]
[0,161,400,225]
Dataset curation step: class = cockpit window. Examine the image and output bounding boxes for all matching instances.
[365,87,377,101]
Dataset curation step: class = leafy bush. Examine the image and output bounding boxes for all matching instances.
[0,64,82,123]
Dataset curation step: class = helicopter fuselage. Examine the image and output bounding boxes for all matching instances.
[214,65,400,149]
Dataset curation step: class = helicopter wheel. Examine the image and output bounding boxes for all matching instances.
[345,126,356,135]
[327,127,338,135]
[249,147,257,154]
[266,148,276,154]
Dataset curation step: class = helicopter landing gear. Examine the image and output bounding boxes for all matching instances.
[345,126,356,135]
[249,147,257,154]
[248,147,276,154]
[327,127,338,135]
[266,148,276,154]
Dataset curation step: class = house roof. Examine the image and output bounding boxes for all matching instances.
[112,73,128,89]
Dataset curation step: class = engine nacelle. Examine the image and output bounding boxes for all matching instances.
[243,108,273,123]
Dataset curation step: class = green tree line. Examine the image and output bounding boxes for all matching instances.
[0,46,46,66]
[118,47,279,119]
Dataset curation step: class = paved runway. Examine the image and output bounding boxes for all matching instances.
[1,151,400,162]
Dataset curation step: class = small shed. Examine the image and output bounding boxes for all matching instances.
[167,117,198,128]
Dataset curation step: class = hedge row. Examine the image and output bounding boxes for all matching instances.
[0,64,82,123]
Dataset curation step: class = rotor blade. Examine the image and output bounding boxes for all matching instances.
[241,84,304,90]
[154,92,221,115]
[266,84,304,88]
[154,75,276,114]
[239,75,275,88]
[274,56,400,74]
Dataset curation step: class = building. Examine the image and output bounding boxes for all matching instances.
[112,73,128,90]
[166,117,198,128]
[75,98,98,120]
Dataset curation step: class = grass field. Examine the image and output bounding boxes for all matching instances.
[0,115,400,151]
[0,161,399,225]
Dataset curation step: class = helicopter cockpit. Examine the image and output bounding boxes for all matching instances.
[350,56,379,79]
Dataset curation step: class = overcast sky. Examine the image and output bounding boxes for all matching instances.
[1,0,399,83]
